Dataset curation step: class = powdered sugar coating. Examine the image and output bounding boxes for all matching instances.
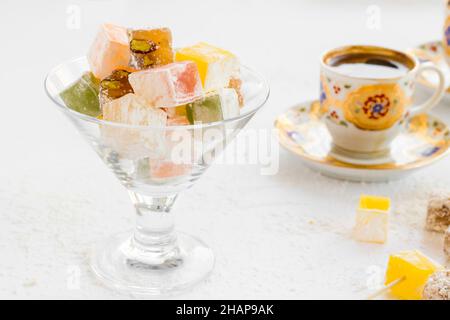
[129,62,203,108]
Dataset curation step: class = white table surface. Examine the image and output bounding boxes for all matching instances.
[0,0,449,299]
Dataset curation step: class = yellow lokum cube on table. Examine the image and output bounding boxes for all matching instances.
[385,250,442,300]
[353,195,390,244]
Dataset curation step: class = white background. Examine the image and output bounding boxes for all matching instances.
[0,0,449,299]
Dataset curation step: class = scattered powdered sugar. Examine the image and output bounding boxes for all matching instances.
[1,145,449,299]
[388,177,448,230]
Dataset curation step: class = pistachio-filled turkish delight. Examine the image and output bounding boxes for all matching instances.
[128,28,174,69]
[99,69,134,108]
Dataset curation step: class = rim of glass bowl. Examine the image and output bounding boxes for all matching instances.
[44,57,270,130]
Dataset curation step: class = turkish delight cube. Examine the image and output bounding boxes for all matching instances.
[102,93,166,126]
[60,72,101,117]
[186,88,240,124]
[99,69,134,108]
[128,28,174,69]
[166,106,190,126]
[385,250,442,300]
[149,160,191,181]
[128,61,203,107]
[175,42,240,92]
[219,88,240,120]
[228,78,244,106]
[88,23,131,79]
[353,195,390,244]
[101,93,167,159]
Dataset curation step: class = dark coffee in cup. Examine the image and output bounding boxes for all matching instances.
[328,53,412,79]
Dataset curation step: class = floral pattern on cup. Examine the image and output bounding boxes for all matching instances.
[326,109,349,127]
[319,81,327,104]
[320,46,445,155]
[363,94,390,119]
[320,77,353,104]
[445,21,450,47]
[445,16,450,63]
[320,76,335,114]
[342,83,407,131]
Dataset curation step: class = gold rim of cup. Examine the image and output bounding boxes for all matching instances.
[320,45,419,81]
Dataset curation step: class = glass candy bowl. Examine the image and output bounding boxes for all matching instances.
[45,57,269,296]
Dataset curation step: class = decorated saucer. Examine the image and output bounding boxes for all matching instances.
[409,41,450,98]
[275,100,450,182]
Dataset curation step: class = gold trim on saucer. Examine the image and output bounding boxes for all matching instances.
[275,100,450,171]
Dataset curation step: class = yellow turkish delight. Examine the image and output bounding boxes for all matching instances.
[353,195,390,244]
[175,42,240,92]
[385,250,442,300]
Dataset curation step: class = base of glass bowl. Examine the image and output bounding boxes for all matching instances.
[90,231,214,296]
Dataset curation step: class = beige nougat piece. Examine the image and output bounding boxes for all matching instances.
[426,194,450,232]
[445,227,450,259]
[423,270,450,300]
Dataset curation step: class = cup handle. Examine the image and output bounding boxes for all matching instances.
[410,62,446,115]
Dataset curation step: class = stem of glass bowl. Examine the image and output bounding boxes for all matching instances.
[125,191,181,269]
